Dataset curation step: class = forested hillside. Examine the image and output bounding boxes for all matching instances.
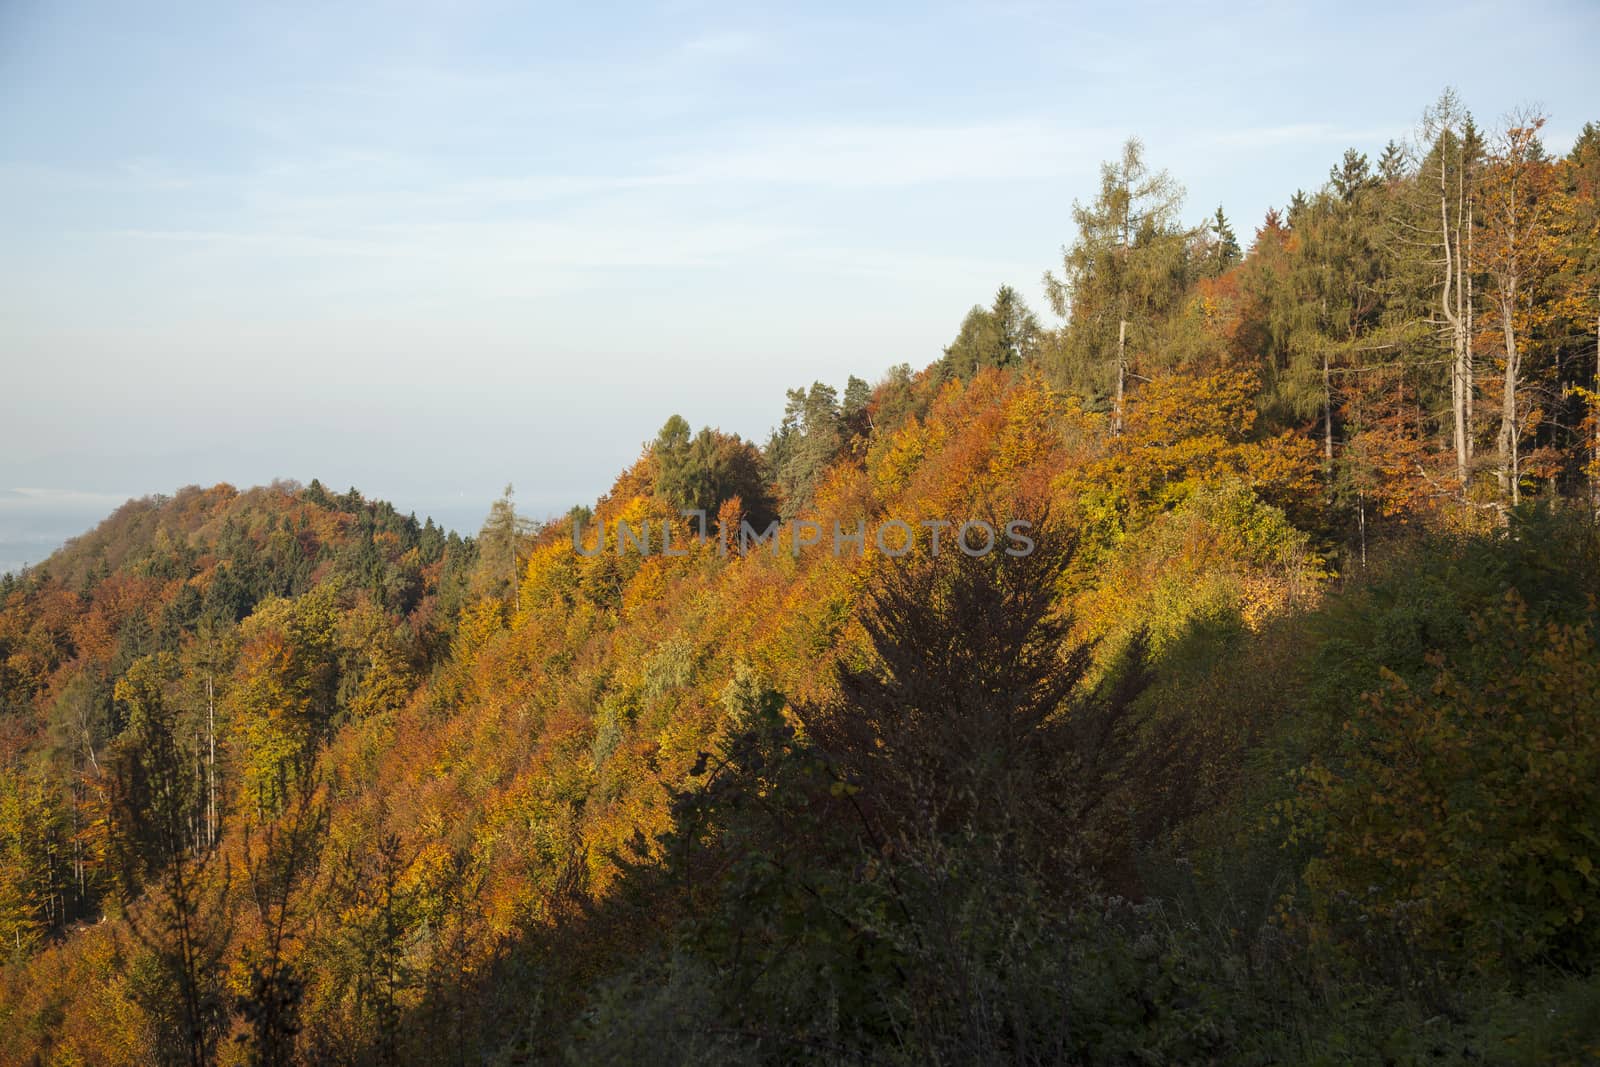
[3,94,1600,1065]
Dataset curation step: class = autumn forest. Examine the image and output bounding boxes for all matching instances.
[5,91,1600,1064]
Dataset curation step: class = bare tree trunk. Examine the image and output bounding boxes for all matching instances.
[1358,490,1367,567]
[1465,198,1475,467]
[1440,177,1469,493]
[1498,288,1521,505]
[78,700,99,775]
[1114,184,1130,438]
[1113,318,1126,436]
[72,791,83,900]
[1322,350,1334,464]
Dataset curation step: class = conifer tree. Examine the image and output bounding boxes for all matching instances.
[1044,138,1193,429]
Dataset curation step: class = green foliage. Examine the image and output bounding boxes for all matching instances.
[1302,504,1600,726]
[653,417,775,526]
[1294,592,1600,975]
[471,484,537,604]
[766,382,848,517]
[0,759,69,956]
[8,91,1600,1065]
[1044,137,1195,399]
[1202,205,1241,276]
[938,284,1043,382]
[231,590,340,817]
[111,653,234,1066]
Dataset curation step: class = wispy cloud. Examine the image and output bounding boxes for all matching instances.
[70,116,1112,209]
[105,215,800,275]
[70,116,1111,280]
[1204,123,1404,149]
[652,119,1114,188]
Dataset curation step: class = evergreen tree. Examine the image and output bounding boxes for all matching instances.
[1330,148,1377,202]
[939,284,1042,380]
[1204,206,1241,276]
[654,416,774,525]
[767,382,844,517]
[1378,139,1409,184]
[1044,138,1193,428]
[841,375,874,438]
[472,484,535,602]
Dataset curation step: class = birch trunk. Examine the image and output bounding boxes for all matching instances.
[1498,287,1521,505]
[1441,185,1469,491]
[1113,318,1126,436]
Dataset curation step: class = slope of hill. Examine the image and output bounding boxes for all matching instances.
[3,104,1600,1064]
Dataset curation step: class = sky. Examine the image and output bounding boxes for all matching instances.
[2,0,1597,571]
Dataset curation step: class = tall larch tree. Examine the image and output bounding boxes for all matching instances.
[1044,138,1193,431]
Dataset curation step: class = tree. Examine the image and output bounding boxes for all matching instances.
[1287,189,1310,226]
[1330,147,1378,204]
[0,760,70,955]
[1296,592,1600,974]
[939,284,1042,381]
[111,654,232,1067]
[1275,154,1388,475]
[651,415,694,505]
[602,528,1159,1064]
[1565,123,1600,510]
[1203,206,1241,276]
[1044,138,1193,431]
[228,593,337,819]
[472,485,537,603]
[766,382,845,517]
[653,417,774,525]
[1415,89,1482,492]
[1085,366,1322,529]
[803,524,1148,871]
[1378,139,1408,185]
[1479,111,1564,503]
[336,596,416,721]
[235,771,328,1067]
[840,375,874,440]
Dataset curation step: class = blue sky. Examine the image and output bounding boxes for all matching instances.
[2,0,1597,566]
